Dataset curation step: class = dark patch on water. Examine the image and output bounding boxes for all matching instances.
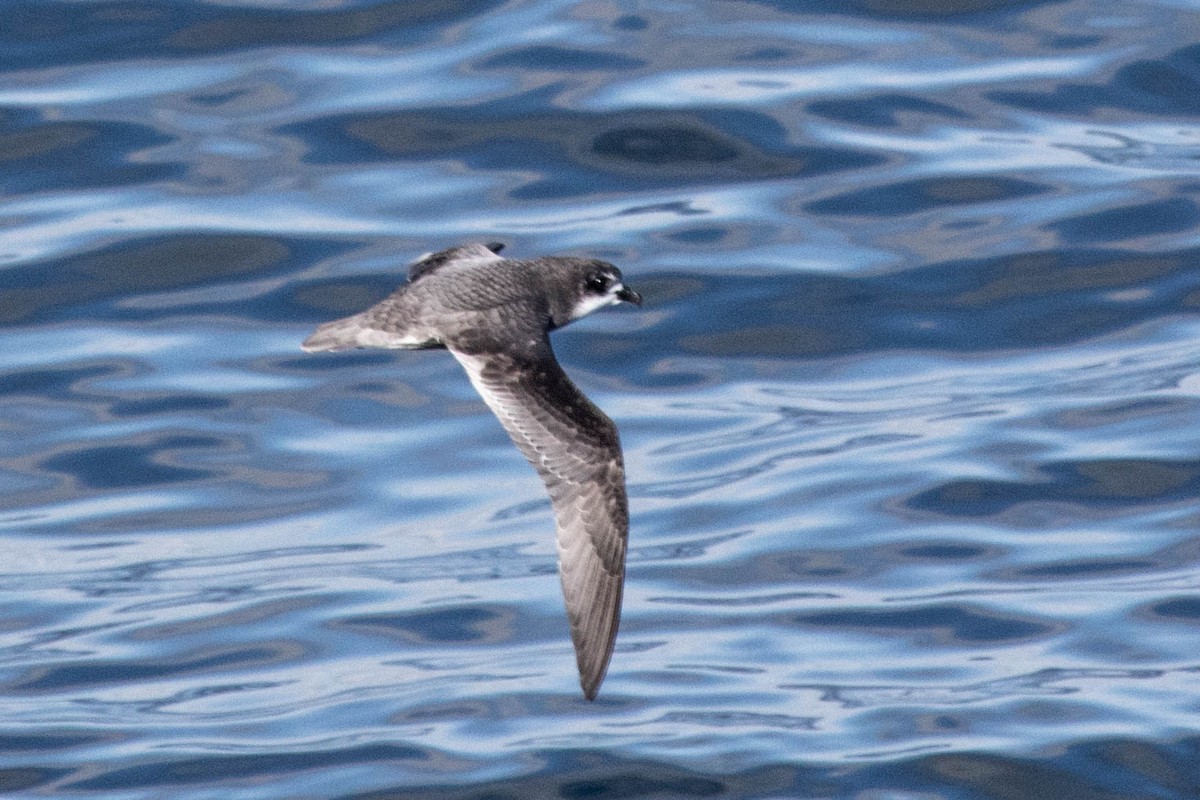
[0,730,121,753]
[108,394,231,417]
[808,93,972,127]
[282,104,883,197]
[1054,398,1199,430]
[334,606,511,645]
[476,45,646,72]
[41,434,224,490]
[290,274,413,320]
[792,603,1058,645]
[318,736,1200,799]
[1046,198,1199,244]
[642,245,1200,364]
[9,641,308,693]
[0,768,72,793]
[1142,597,1200,625]
[806,176,1051,216]
[893,542,995,562]
[0,109,179,194]
[739,0,1071,20]
[1,233,352,326]
[992,43,1200,117]
[66,743,430,790]
[1,0,507,68]
[0,363,122,398]
[908,458,1200,518]
[1001,558,1159,580]
[613,15,649,31]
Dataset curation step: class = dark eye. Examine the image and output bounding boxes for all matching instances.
[586,273,610,293]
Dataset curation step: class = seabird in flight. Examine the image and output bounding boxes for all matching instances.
[303,242,640,699]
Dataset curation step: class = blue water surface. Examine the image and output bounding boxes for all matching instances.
[3,1,1200,797]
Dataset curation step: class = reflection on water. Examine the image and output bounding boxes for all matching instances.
[3,0,1200,797]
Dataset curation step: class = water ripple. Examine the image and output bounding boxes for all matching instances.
[6,0,1200,796]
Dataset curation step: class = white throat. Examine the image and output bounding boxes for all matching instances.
[569,285,624,321]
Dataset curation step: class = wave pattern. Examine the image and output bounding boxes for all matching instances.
[3,0,1200,797]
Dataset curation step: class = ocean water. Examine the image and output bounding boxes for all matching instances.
[3,0,1200,797]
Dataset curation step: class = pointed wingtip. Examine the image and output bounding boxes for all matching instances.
[581,676,603,701]
[578,654,612,701]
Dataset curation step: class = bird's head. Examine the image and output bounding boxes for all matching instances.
[552,259,641,327]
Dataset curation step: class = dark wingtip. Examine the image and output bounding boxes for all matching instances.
[484,241,505,254]
[579,659,610,700]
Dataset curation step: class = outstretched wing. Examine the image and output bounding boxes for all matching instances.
[408,242,504,282]
[451,341,627,700]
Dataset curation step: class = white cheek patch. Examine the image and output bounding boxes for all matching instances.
[569,285,623,321]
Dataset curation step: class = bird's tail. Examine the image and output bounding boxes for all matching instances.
[303,311,440,352]
[302,312,375,352]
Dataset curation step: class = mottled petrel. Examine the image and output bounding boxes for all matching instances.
[302,242,640,700]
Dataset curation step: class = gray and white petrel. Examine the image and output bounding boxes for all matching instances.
[302,242,641,700]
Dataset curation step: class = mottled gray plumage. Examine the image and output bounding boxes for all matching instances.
[302,243,640,700]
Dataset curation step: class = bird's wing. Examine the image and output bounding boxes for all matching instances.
[451,340,627,700]
[408,242,505,282]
